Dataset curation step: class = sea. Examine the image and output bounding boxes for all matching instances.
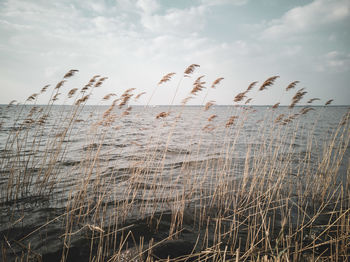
[0,105,349,260]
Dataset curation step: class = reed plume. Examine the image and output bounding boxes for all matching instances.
[63,69,79,79]
[123,88,136,94]
[274,113,285,123]
[208,114,217,121]
[37,114,48,125]
[204,101,215,111]
[307,98,320,104]
[285,80,299,91]
[184,64,200,76]
[122,106,132,116]
[135,92,146,100]
[225,115,238,127]
[75,95,89,105]
[55,80,66,90]
[68,88,78,98]
[119,95,132,108]
[103,93,117,100]
[52,93,61,102]
[245,98,253,104]
[94,77,108,87]
[194,75,205,85]
[81,75,100,93]
[300,107,314,115]
[211,77,224,89]
[119,89,135,108]
[81,86,89,93]
[8,100,17,106]
[234,91,247,103]
[41,85,49,93]
[103,99,118,119]
[191,76,206,95]
[156,112,170,119]
[259,76,279,91]
[325,99,333,105]
[246,81,258,92]
[289,88,307,108]
[26,93,38,102]
[272,102,280,109]
[181,96,193,105]
[158,72,176,85]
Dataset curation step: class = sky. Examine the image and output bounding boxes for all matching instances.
[0,0,349,105]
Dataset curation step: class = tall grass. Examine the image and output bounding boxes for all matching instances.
[0,67,349,261]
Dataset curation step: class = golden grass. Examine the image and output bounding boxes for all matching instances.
[0,66,349,262]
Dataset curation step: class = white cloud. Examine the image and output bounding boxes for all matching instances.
[325,51,350,71]
[261,0,350,39]
[140,6,207,35]
[92,16,119,33]
[199,0,248,7]
[88,2,108,13]
[314,51,350,72]
[136,0,160,14]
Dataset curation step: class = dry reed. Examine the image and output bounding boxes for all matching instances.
[0,67,349,262]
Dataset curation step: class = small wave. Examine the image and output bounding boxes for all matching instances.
[82,143,112,151]
[59,160,81,166]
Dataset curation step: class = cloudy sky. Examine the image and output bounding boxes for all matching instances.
[0,0,349,105]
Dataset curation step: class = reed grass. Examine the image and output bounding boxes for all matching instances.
[0,67,349,262]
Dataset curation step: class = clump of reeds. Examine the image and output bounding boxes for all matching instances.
[1,65,349,262]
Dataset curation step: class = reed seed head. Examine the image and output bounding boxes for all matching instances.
[204,101,215,111]
[26,93,39,102]
[247,81,258,92]
[259,76,279,91]
[103,93,117,100]
[289,88,307,108]
[181,96,193,105]
[55,80,66,90]
[63,69,79,79]
[307,98,320,104]
[135,92,146,100]
[285,81,299,91]
[122,106,132,116]
[274,114,285,123]
[225,116,238,127]
[272,102,280,109]
[300,107,314,115]
[95,77,108,87]
[156,111,170,119]
[68,88,78,98]
[184,64,200,76]
[325,99,333,106]
[191,77,206,95]
[41,85,49,93]
[208,114,217,121]
[8,100,17,106]
[52,93,61,102]
[211,77,224,89]
[158,72,176,85]
[75,95,89,105]
[234,91,247,103]
[245,98,253,104]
